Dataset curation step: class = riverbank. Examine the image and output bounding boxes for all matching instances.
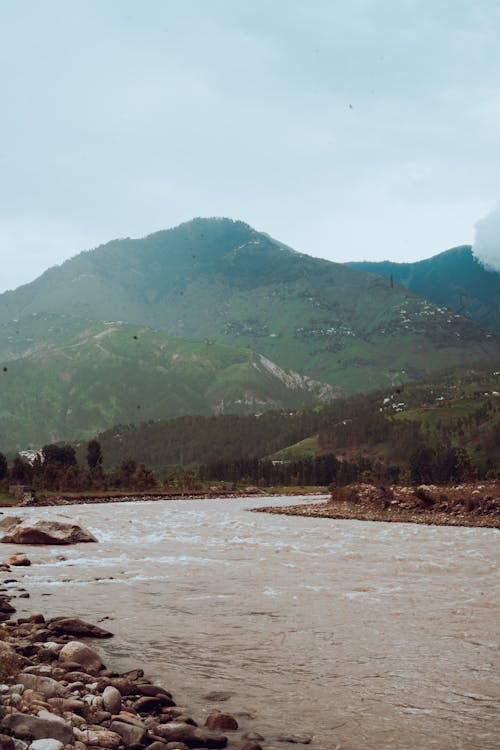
[0,486,326,508]
[255,481,500,528]
[0,610,266,750]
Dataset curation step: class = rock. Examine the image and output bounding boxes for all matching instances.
[17,674,67,699]
[109,720,147,747]
[47,617,112,639]
[147,744,168,750]
[134,684,172,698]
[134,695,175,713]
[58,641,103,674]
[1,714,73,745]
[73,728,121,749]
[0,520,97,546]
[204,713,238,731]
[164,744,190,750]
[241,743,262,750]
[154,722,227,749]
[5,554,31,567]
[102,686,122,715]
[47,698,86,715]
[0,600,16,614]
[0,516,22,531]
[0,734,15,750]
[30,740,64,750]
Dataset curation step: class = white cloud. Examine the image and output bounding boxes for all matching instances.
[473,205,500,272]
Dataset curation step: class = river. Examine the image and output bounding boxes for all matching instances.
[2,495,499,749]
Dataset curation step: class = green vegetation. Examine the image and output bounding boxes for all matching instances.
[347,245,500,335]
[1,218,499,453]
[0,322,331,452]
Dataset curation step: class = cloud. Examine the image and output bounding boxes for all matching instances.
[472,205,500,272]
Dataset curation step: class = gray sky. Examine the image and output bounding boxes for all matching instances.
[1,0,499,292]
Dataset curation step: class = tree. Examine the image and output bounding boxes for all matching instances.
[42,443,77,468]
[10,456,33,483]
[87,439,103,470]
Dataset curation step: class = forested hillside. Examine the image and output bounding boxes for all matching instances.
[346,246,500,334]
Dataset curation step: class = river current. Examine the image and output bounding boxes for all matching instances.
[2,495,499,749]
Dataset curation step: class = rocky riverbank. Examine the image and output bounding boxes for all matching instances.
[255,481,500,528]
[0,559,314,750]
[0,607,271,750]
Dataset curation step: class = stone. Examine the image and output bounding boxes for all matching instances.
[0,734,15,750]
[47,698,86,715]
[0,520,97,546]
[73,728,121,749]
[4,554,31,567]
[134,695,175,713]
[1,714,74,745]
[241,744,262,750]
[0,516,22,531]
[204,713,238,731]
[17,674,67,699]
[109,720,147,747]
[47,617,112,639]
[147,744,168,750]
[165,744,190,750]
[134,684,172,698]
[58,642,103,674]
[30,740,64,750]
[102,686,122,714]
[154,723,227,749]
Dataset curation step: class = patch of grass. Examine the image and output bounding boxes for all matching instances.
[0,491,18,507]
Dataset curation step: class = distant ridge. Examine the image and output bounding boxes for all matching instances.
[346,245,500,334]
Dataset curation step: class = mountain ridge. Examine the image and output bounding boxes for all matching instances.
[1,217,499,451]
[346,245,500,334]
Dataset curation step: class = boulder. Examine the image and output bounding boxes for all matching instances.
[102,686,122,715]
[0,516,22,531]
[0,520,97,545]
[73,727,121,749]
[30,741,64,750]
[17,674,67,698]
[154,722,227,749]
[4,554,31,567]
[0,734,15,750]
[58,641,103,674]
[109,720,147,747]
[1,714,73,745]
[47,617,112,638]
[134,695,175,713]
[204,713,238,731]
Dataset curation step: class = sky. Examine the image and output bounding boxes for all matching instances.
[1,0,499,292]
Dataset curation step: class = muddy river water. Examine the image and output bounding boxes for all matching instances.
[2,495,499,749]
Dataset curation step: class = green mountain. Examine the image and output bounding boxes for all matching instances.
[2,219,499,382]
[1,218,499,451]
[0,321,336,452]
[346,245,500,334]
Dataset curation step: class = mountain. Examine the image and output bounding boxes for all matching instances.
[0,321,336,451]
[1,218,499,450]
[346,245,500,334]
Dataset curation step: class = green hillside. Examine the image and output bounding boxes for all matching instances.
[0,321,336,452]
[77,365,499,481]
[346,246,500,334]
[1,219,498,393]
